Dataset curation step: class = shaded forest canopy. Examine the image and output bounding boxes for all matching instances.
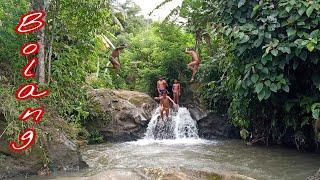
[0,0,320,152]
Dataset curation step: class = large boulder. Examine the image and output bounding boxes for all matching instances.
[186,104,208,121]
[197,113,240,139]
[180,82,207,120]
[87,89,157,142]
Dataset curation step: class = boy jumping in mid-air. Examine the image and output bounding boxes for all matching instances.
[172,79,181,105]
[154,92,176,120]
[185,48,201,82]
[109,44,126,71]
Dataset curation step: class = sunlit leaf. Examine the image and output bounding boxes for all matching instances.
[255,83,264,93]
[251,74,259,83]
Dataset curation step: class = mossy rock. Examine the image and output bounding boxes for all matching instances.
[85,88,157,142]
[128,95,154,107]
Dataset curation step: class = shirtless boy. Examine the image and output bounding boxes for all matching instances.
[185,48,201,82]
[154,92,176,120]
[109,44,126,70]
[172,79,181,104]
[157,76,168,95]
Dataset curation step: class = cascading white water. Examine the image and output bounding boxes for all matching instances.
[172,107,199,139]
[144,107,199,140]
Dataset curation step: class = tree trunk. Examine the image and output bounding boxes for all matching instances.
[37,0,48,84]
[47,0,59,84]
[31,0,49,84]
[47,4,56,84]
[47,36,53,84]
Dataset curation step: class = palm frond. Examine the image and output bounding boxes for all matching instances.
[163,5,181,22]
[99,34,116,50]
[112,13,125,31]
[149,0,175,16]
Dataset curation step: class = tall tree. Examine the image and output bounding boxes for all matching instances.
[31,0,47,84]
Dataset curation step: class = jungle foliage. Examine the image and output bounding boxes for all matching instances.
[119,22,194,95]
[0,0,193,146]
[0,0,142,144]
[166,0,320,150]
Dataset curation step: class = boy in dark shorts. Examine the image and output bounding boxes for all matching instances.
[157,76,168,95]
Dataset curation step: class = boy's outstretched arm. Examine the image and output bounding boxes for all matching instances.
[168,97,176,105]
[157,82,160,93]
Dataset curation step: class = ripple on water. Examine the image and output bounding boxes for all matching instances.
[126,138,218,146]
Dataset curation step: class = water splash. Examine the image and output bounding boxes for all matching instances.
[144,107,199,140]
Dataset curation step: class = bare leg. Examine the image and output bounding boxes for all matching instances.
[165,108,169,119]
[114,61,120,71]
[110,59,121,71]
[160,108,164,120]
[187,62,195,70]
[190,69,197,82]
[188,61,199,82]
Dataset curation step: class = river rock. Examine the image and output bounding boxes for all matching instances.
[68,168,256,180]
[197,112,240,139]
[87,89,157,142]
[307,169,320,180]
[187,105,208,121]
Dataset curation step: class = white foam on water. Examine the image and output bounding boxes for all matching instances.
[172,107,199,139]
[128,138,216,146]
[132,106,210,145]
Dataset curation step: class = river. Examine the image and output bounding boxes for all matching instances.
[11,108,320,180]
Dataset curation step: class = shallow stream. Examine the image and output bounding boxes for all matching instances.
[13,108,320,180]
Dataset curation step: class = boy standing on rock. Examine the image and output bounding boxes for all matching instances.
[172,79,181,105]
[157,76,168,95]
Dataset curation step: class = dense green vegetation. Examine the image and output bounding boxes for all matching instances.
[0,0,193,147]
[0,0,122,145]
[1,0,320,153]
[168,0,320,149]
[0,0,40,144]
[119,22,194,94]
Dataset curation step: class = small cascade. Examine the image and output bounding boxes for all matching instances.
[144,107,199,140]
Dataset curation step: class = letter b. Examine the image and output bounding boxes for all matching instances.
[15,11,46,34]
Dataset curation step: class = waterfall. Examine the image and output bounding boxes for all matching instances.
[144,107,199,140]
